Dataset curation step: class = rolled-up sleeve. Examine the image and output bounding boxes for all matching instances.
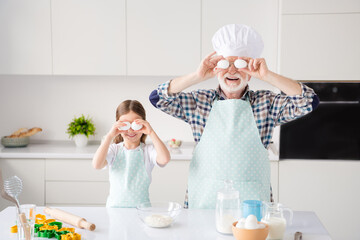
[271,83,319,125]
[149,80,197,123]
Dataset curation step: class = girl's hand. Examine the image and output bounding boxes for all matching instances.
[196,51,224,81]
[132,119,153,135]
[239,57,270,82]
[107,120,128,139]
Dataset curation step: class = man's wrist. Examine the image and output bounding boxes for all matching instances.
[262,70,275,83]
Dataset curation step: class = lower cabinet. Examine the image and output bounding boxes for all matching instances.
[149,160,279,205]
[0,158,278,211]
[270,161,279,203]
[150,160,190,204]
[45,159,109,206]
[279,160,360,240]
[0,159,45,211]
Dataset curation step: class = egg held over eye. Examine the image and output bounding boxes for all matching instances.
[217,59,230,69]
[118,122,131,131]
[131,122,143,131]
[234,59,247,69]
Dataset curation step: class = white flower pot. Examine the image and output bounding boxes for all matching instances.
[73,134,88,147]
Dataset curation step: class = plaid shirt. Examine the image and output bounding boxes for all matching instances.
[151,80,318,149]
[150,80,318,208]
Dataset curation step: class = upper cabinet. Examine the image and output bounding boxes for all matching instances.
[51,0,126,75]
[282,0,360,14]
[280,0,360,81]
[0,0,52,75]
[126,0,201,76]
[280,13,360,80]
[3,0,358,79]
[202,0,279,72]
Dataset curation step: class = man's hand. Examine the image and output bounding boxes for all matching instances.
[168,52,223,94]
[196,51,223,81]
[239,57,270,82]
[240,57,301,95]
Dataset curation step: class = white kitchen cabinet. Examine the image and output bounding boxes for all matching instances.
[270,161,279,203]
[45,159,108,181]
[282,0,360,14]
[202,0,279,72]
[280,13,360,80]
[51,0,126,75]
[46,182,109,205]
[126,0,201,76]
[149,159,190,204]
[0,0,52,75]
[0,159,45,211]
[45,159,109,205]
[279,160,360,240]
[150,160,279,205]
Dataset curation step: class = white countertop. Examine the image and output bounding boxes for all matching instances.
[0,206,331,240]
[0,141,279,161]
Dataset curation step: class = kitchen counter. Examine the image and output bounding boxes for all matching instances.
[0,206,331,240]
[0,141,279,161]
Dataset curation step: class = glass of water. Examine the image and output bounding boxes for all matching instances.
[16,204,36,240]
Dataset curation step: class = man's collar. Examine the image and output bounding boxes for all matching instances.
[216,85,249,100]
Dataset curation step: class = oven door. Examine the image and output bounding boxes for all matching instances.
[280,102,360,160]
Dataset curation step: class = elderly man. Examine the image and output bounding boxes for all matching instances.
[149,24,319,209]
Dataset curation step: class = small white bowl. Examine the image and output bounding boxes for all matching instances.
[136,202,182,228]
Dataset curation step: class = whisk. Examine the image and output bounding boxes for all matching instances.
[0,172,31,240]
[4,175,23,214]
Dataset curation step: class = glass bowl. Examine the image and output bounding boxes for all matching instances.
[136,202,182,228]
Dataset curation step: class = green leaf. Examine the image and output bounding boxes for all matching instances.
[66,114,96,138]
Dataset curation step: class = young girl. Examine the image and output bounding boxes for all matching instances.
[92,100,171,207]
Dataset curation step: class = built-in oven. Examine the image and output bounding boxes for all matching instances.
[280,82,360,160]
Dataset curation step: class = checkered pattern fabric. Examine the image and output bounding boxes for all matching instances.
[155,80,316,149]
[152,80,317,208]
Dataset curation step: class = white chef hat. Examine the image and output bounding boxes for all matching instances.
[212,24,264,58]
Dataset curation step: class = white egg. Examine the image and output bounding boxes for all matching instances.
[217,59,229,69]
[131,122,143,131]
[244,215,258,229]
[118,122,130,131]
[234,59,247,69]
[258,223,266,229]
[235,218,246,228]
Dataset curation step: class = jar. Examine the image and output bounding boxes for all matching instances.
[215,180,240,234]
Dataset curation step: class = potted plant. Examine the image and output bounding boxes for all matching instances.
[66,115,96,147]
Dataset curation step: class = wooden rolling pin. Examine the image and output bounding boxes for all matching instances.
[44,207,96,231]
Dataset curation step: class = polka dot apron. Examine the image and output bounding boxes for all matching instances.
[106,143,150,208]
[188,98,270,208]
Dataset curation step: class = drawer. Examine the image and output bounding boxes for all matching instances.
[46,159,108,181]
[46,181,109,204]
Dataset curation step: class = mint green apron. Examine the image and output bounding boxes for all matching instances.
[107,143,150,208]
[188,98,270,209]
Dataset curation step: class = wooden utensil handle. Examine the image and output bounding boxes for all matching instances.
[19,213,31,240]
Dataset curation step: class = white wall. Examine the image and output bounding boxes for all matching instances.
[0,75,276,142]
[0,75,187,142]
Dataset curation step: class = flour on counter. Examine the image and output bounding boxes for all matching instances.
[144,214,173,228]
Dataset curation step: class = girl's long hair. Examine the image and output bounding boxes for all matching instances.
[113,100,147,144]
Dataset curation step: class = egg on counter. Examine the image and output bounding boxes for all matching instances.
[236,215,266,229]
